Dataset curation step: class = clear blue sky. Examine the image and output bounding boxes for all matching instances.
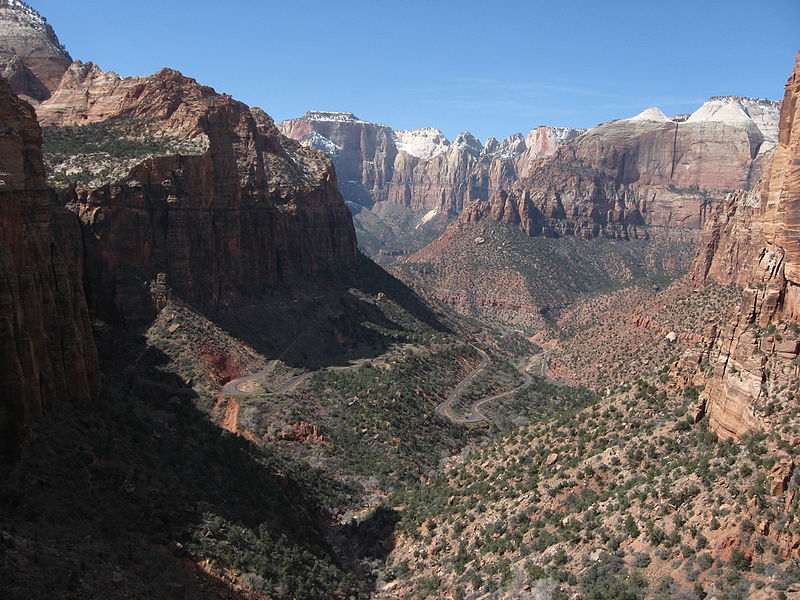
[30,0,799,141]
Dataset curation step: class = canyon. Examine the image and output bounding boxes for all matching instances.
[1,1,799,599]
[676,51,800,440]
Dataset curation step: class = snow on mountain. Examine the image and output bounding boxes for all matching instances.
[451,131,483,156]
[394,127,450,160]
[687,96,780,151]
[0,0,48,27]
[298,131,342,156]
[548,126,588,144]
[627,106,671,122]
[300,111,389,126]
[483,133,526,160]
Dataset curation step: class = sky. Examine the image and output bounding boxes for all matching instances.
[30,0,800,142]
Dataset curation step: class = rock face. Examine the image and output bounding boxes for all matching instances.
[501,97,780,241]
[459,161,649,241]
[278,111,398,208]
[679,53,800,440]
[282,99,778,248]
[36,69,358,324]
[0,76,99,455]
[278,111,585,214]
[0,0,71,103]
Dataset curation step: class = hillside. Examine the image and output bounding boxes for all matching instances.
[1,2,798,600]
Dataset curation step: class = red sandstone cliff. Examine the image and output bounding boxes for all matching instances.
[36,67,358,323]
[503,99,779,241]
[281,99,778,240]
[0,75,99,454]
[679,52,800,440]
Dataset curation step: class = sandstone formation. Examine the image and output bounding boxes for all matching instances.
[498,97,780,242]
[282,98,779,254]
[0,0,70,103]
[678,53,800,440]
[36,68,358,324]
[0,75,99,455]
[277,111,398,209]
[458,162,649,241]
[278,111,585,214]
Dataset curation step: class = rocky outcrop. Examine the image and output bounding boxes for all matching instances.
[0,76,99,455]
[678,53,800,440]
[562,98,778,193]
[459,161,648,240]
[37,69,358,324]
[272,111,399,209]
[521,126,586,161]
[0,0,71,103]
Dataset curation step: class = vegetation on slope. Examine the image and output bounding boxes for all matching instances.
[381,376,800,600]
[42,117,207,188]
[393,221,695,330]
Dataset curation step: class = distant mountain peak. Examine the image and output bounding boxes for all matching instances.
[0,0,72,101]
[628,106,671,122]
[394,127,450,160]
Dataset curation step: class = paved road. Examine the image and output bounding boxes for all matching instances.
[538,348,555,380]
[222,329,552,427]
[221,334,388,397]
[270,356,388,395]
[220,327,307,396]
[435,345,555,425]
[434,346,489,422]
[436,347,540,424]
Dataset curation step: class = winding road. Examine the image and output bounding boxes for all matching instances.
[221,329,552,426]
[434,346,543,424]
[220,324,388,397]
[220,326,308,396]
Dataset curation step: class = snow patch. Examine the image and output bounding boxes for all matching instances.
[451,131,483,157]
[485,133,526,159]
[394,127,450,160]
[298,131,342,156]
[1,0,45,23]
[687,96,780,153]
[303,111,360,123]
[627,107,671,122]
[548,126,587,144]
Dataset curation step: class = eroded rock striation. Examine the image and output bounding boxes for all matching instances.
[0,0,70,103]
[0,75,99,454]
[678,53,800,440]
[283,97,779,250]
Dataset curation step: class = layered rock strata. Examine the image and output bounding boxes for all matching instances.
[278,111,585,213]
[679,53,800,439]
[282,98,779,245]
[0,76,99,454]
[502,97,780,241]
[36,67,358,324]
